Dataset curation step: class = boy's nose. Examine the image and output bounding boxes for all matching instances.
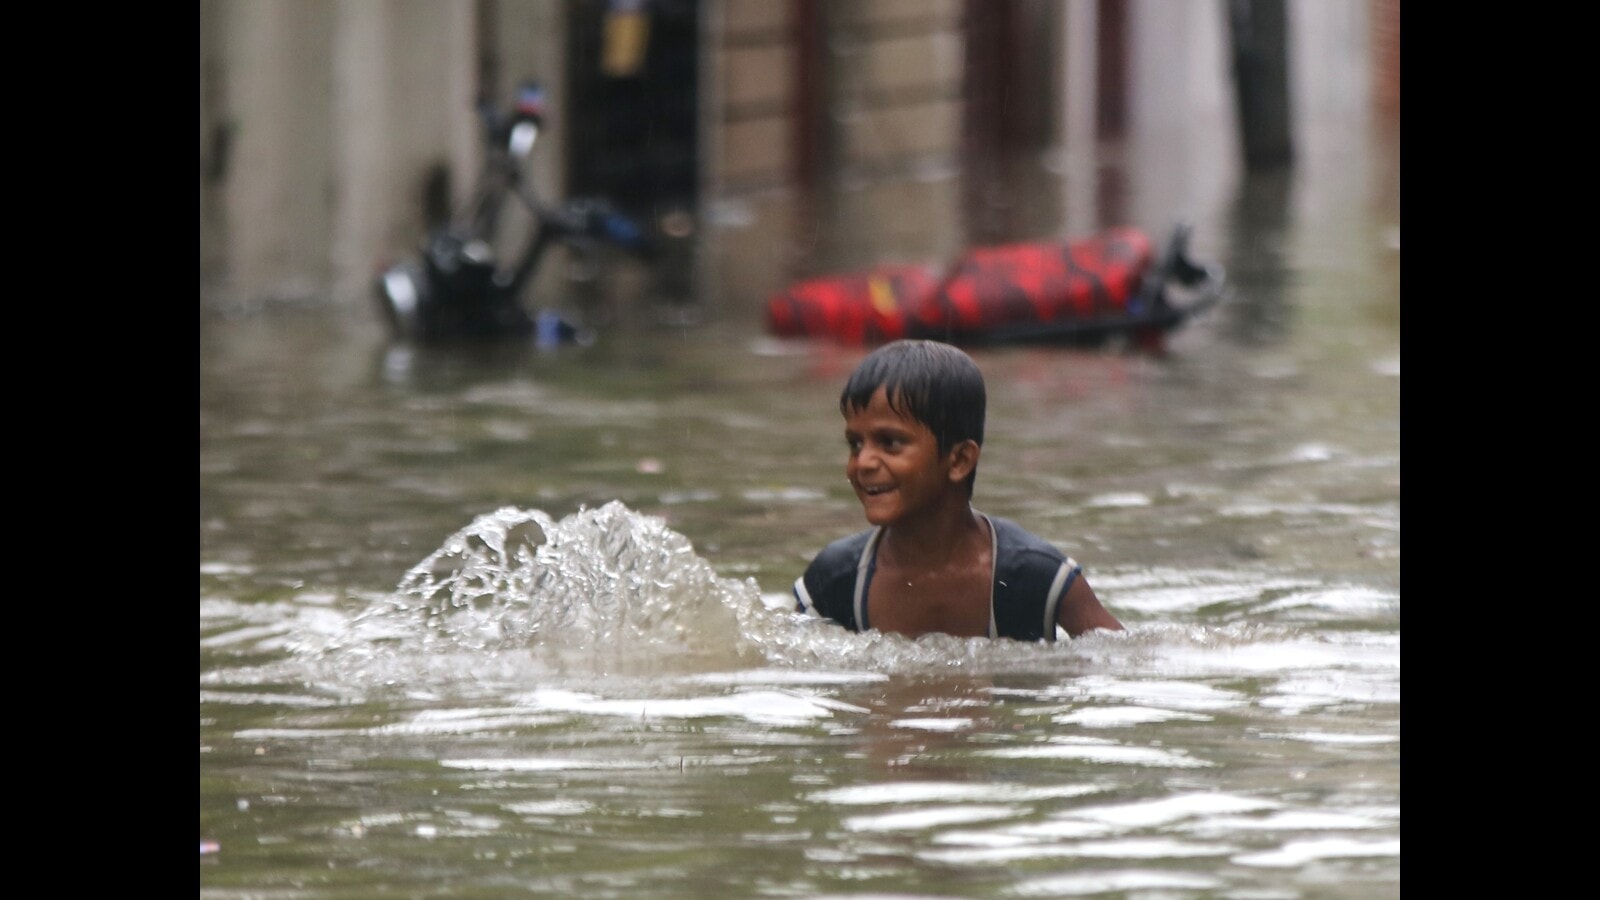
[851,448,880,471]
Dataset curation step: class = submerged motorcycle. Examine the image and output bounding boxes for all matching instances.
[373,81,655,346]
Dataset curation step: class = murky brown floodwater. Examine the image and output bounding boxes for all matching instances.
[201,118,1398,897]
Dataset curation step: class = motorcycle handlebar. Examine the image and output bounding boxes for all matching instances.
[480,80,550,156]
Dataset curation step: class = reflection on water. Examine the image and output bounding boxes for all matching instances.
[201,120,1397,896]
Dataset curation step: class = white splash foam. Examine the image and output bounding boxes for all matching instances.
[1056,676,1250,711]
[810,782,1104,806]
[843,805,1025,832]
[1005,870,1226,896]
[1061,793,1280,828]
[981,741,1212,768]
[1231,836,1400,867]
[887,717,974,731]
[1085,492,1152,509]
[511,687,868,725]
[440,757,652,772]
[1051,706,1211,727]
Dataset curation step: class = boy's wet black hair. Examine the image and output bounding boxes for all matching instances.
[840,339,986,493]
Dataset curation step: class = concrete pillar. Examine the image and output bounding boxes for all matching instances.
[1121,0,1236,231]
[329,0,392,307]
[1229,0,1294,170]
[1289,0,1370,125]
[1057,0,1099,235]
[1371,0,1398,124]
[211,0,336,307]
[199,0,227,293]
[331,0,479,304]
[201,0,486,309]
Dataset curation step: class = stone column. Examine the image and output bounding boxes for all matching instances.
[209,0,336,308]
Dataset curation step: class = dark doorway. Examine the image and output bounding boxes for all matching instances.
[962,0,1058,245]
[565,0,700,229]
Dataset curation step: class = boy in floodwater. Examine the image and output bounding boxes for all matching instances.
[793,339,1124,642]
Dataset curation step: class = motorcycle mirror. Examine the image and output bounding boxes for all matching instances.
[508,121,539,159]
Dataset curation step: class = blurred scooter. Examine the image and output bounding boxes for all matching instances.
[374,81,655,346]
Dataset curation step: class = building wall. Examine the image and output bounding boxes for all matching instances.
[707,0,794,194]
[327,1,480,305]
[1371,0,1399,122]
[200,0,339,308]
[1113,0,1238,232]
[826,0,964,182]
[199,0,564,310]
[199,0,1393,314]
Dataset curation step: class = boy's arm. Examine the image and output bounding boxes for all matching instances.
[1058,574,1124,637]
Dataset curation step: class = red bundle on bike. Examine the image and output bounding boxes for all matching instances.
[766,264,942,346]
[764,227,1161,345]
[908,227,1153,336]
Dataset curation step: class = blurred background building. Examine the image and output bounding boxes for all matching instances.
[198,0,1399,319]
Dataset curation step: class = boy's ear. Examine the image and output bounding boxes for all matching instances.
[946,439,980,483]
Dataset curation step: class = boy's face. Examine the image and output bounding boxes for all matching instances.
[842,386,973,527]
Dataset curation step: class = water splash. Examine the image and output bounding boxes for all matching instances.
[244,502,1397,696]
[278,502,1131,689]
[327,502,766,664]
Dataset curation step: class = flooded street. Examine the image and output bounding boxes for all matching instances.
[200,117,1398,897]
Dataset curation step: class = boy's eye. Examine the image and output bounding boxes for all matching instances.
[846,437,863,453]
